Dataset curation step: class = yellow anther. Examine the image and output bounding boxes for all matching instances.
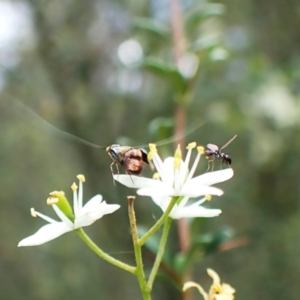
[148,143,157,152]
[47,197,59,205]
[197,146,205,154]
[77,174,85,182]
[71,182,78,191]
[211,284,222,293]
[152,172,160,180]
[174,145,182,159]
[30,208,37,217]
[174,145,182,169]
[49,191,65,197]
[205,195,212,201]
[147,150,156,161]
[186,142,197,150]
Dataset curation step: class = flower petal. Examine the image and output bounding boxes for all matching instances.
[185,169,234,189]
[207,268,221,284]
[113,174,162,189]
[183,281,208,299]
[80,194,103,212]
[180,185,224,198]
[150,196,173,212]
[170,206,222,219]
[137,185,175,197]
[161,157,175,185]
[75,201,120,228]
[18,222,73,247]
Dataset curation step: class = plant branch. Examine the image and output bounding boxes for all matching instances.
[128,196,151,300]
[76,228,136,274]
[147,217,173,290]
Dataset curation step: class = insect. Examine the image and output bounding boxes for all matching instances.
[106,144,149,176]
[205,135,237,171]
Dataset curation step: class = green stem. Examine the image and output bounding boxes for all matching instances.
[147,217,173,290]
[76,228,136,274]
[128,196,152,300]
[138,196,179,246]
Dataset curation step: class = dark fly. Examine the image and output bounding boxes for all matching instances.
[204,135,237,171]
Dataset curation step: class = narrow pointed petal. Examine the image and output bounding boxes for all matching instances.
[185,169,234,188]
[150,196,173,212]
[221,283,236,295]
[137,185,175,197]
[113,174,162,188]
[170,206,222,219]
[152,151,168,182]
[75,201,120,228]
[183,281,208,299]
[18,222,73,247]
[80,195,103,212]
[207,268,221,284]
[180,186,223,198]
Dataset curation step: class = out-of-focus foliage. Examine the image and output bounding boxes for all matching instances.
[1,0,300,299]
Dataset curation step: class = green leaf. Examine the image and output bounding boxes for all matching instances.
[185,3,226,32]
[148,117,174,141]
[193,228,235,255]
[189,34,221,52]
[141,57,188,94]
[174,228,235,274]
[131,17,169,38]
[174,252,189,274]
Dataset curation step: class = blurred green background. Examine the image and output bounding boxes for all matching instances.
[1,0,300,299]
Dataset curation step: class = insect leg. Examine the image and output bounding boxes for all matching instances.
[110,161,119,185]
[125,172,135,184]
[206,159,215,172]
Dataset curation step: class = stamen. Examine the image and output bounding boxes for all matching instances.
[77,174,85,182]
[174,145,182,169]
[189,196,207,207]
[47,197,59,205]
[30,208,37,217]
[49,191,65,197]
[147,150,155,161]
[206,195,212,201]
[154,152,168,182]
[185,146,202,182]
[152,172,160,180]
[148,143,157,152]
[31,208,60,224]
[73,182,78,216]
[211,284,222,294]
[186,142,196,150]
[197,146,205,154]
[71,182,78,191]
[148,143,158,161]
[184,143,196,175]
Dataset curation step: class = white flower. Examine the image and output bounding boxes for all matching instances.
[18,175,120,247]
[114,143,233,219]
[183,268,236,300]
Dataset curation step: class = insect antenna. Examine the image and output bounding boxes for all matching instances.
[219,135,237,151]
